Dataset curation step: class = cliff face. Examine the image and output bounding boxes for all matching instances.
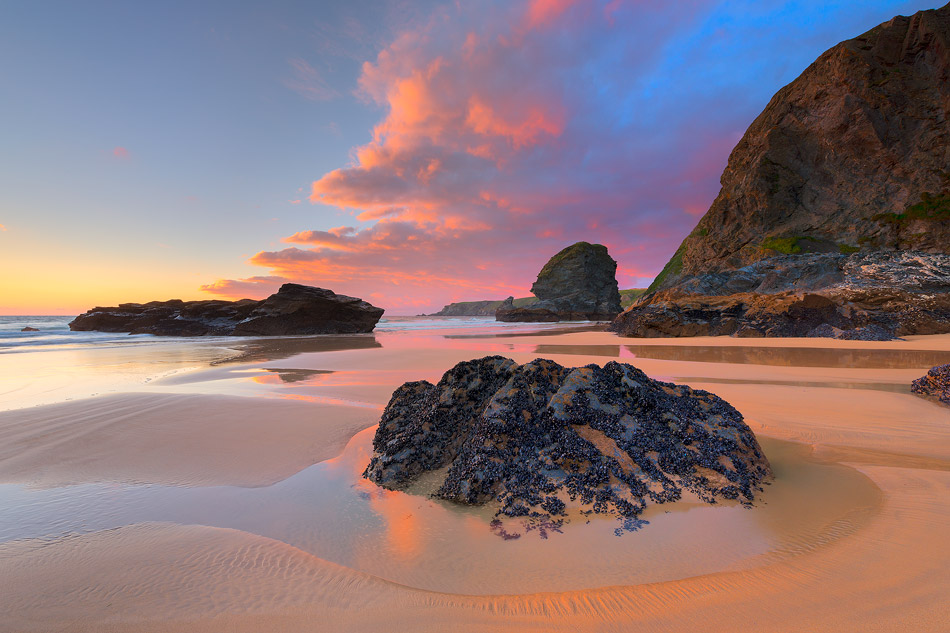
[652,4,950,293]
[616,5,950,340]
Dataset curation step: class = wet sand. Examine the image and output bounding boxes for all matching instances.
[0,328,948,631]
[0,393,379,488]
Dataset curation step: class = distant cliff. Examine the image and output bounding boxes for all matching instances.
[433,289,645,316]
[432,297,537,316]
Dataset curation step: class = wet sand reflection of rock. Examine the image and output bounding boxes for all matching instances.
[213,334,381,365]
[530,343,950,369]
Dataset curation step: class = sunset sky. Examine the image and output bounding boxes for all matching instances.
[0,0,931,315]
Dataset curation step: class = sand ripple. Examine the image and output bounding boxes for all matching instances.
[1,464,946,632]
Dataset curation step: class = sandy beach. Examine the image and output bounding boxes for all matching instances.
[1,325,948,632]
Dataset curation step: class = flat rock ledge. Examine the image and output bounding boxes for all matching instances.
[69,283,384,336]
[912,364,950,406]
[363,356,772,531]
[613,252,950,339]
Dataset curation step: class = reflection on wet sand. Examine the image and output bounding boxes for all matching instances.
[534,344,622,357]
[261,368,335,383]
[679,377,912,394]
[213,334,381,365]
[625,344,950,368]
[532,343,950,369]
[444,324,607,339]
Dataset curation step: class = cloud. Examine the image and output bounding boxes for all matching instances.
[206,0,900,313]
[283,58,339,101]
[113,146,130,160]
[0,224,7,231]
[198,275,288,299]
[523,0,579,31]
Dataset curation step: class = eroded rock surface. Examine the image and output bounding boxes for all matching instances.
[912,364,950,405]
[364,356,771,527]
[497,242,622,322]
[69,283,384,336]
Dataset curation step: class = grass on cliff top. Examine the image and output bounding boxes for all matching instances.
[537,242,609,279]
[761,236,805,254]
[620,288,646,308]
[646,240,686,294]
[873,192,950,227]
[761,235,861,255]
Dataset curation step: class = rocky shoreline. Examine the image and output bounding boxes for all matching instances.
[613,251,950,339]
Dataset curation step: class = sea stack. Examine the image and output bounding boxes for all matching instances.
[496,242,622,322]
[69,283,384,336]
[614,5,950,339]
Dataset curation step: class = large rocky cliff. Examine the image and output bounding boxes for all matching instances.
[657,4,950,291]
[616,4,950,339]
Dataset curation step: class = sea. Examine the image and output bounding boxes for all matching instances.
[0,314,587,353]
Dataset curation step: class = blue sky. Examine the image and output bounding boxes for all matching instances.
[0,0,934,313]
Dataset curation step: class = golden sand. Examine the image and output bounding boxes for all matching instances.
[0,329,947,632]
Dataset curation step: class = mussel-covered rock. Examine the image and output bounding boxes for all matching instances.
[364,356,772,526]
[912,363,950,406]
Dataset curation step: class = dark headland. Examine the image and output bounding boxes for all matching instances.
[614,4,950,339]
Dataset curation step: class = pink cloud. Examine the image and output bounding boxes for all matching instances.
[113,146,130,160]
[524,0,578,30]
[198,275,287,300]
[205,0,761,313]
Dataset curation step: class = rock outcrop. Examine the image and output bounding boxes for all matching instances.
[364,356,772,529]
[69,283,384,336]
[496,242,622,322]
[20,327,39,332]
[617,5,950,339]
[912,363,950,405]
[614,251,950,338]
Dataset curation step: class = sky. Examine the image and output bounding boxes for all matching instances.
[0,0,934,315]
